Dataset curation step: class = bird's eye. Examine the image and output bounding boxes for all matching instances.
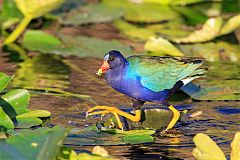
[108,56,115,61]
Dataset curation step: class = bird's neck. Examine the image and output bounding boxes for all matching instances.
[105,61,129,86]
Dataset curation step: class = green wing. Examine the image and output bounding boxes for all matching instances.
[127,56,205,92]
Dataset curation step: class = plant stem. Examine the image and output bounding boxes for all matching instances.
[4,16,32,45]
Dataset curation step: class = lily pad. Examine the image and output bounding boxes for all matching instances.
[122,134,154,144]
[22,30,62,53]
[193,133,226,160]
[22,30,134,58]
[0,72,12,93]
[173,17,223,43]
[0,0,23,29]
[220,14,240,35]
[144,37,184,56]
[103,0,180,23]
[179,41,240,62]
[67,126,155,146]
[114,20,155,41]
[16,110,51,118]
[62,3,124,25]
[172,6,208,25]
[3,126,70,160]
[0,108,14,130]
[231,132,240,160]
[14,117,42,128]
[0,89,30,118]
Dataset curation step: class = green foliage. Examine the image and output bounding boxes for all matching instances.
[0,73,12,93]
[103,0,180,23]
[193,133,226,160]
[173,17,223,43]
[0,72,50,130]
[144,37,184,56]
[122,134,154,144]
[23,30,134,58]
[220,14,240,35]
[0,126,69,160]
[0,0,22,29]
[62,3,124,25]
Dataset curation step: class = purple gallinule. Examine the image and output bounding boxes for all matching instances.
[87,50,205,130]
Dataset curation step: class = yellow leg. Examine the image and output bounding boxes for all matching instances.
[166,105,180,130]
[86,106,141,130]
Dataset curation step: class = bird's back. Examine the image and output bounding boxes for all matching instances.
[126,55,205,93]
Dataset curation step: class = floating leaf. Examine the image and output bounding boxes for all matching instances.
[173,17,223,43]
[171,0,217,6]
[179,42,240,62]
[73,152,115,160]
[67,126,155,146]
[172,6,208,25]
[231,132,240,160]
[0,0,23,29]
[15,0,65,19]
[6,126,70,160]
[144,37,184,56]
[23,30,62,52]
[0,89,30,118]
[114,20,155,41]
[103,0,180,23]
[146,21,192,38]
[0,108,14,130]
[122,134,154,144]
[14,117,42,128]
[0,72,12,93]
[62,3,124,25]
[220,14,240,35]
[16,110,51,118]
[192,133,226,160]
[22,30,134,58]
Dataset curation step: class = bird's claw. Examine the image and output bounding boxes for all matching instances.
[86,106,124,130]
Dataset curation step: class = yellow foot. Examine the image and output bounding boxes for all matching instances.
[86,106,141,130]
[165,105,180,131]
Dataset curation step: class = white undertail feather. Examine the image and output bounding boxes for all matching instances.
[181,77,195,86]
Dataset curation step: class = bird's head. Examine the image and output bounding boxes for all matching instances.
[96,50,126,76]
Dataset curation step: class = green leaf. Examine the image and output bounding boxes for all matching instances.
[114,20,156,41]
[220,14,240,35]
[62,3,124,25]
[0,72,12,93]
[23,30,62,53]
[22,30,134,58]
[75,152,114,160]
[16,110,51,118]
[6,126,70,160]
[231,132,240,160]
[172,6,208,26]
[0,0,23,29]
[122,134,154,144]
[103,0,180,23]
[0,108,14,130]
[144,37,184,56]
[192,133,226,160]
[171,0,216,6]
[179,42,240,62]
[0,89,30,118]
[173,17,223,43]
[14,117,42,128]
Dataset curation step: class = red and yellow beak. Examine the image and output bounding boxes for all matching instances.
[96,61,110,76]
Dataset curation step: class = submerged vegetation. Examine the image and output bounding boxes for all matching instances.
[0,0,239,159]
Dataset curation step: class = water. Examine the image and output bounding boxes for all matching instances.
[1,53,239,160]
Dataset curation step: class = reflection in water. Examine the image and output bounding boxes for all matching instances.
[11,54,70,89]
